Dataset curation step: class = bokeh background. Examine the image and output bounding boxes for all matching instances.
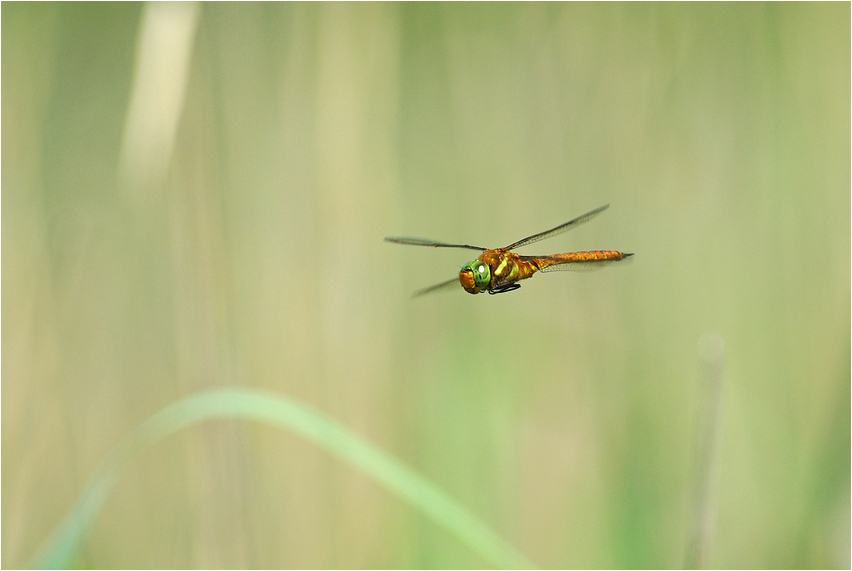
[3,3,849,568]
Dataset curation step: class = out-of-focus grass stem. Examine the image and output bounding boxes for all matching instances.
[685,332,725,569]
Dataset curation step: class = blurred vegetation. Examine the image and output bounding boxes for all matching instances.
[3,2,849,568]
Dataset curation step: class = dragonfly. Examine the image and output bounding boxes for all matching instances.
[385,204,632,297]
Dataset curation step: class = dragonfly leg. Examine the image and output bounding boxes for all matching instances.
[488,282,521,294]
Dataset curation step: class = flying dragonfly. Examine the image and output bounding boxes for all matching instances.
[385,204,632,297]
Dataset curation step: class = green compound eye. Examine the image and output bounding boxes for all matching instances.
[471,262,490,288]
[459,260,490,294]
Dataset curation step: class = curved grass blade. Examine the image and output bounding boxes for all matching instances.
[29,387,535,570]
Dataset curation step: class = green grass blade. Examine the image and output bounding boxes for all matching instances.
[28,387,535,569]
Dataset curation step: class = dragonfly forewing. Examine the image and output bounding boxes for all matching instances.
[504,204,610,250]
[384,237,485,251]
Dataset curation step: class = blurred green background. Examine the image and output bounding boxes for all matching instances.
[3,2,849,568]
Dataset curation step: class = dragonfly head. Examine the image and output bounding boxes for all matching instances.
[459,260,490,294]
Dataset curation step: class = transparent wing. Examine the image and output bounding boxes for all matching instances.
[504,204,610,250]
[412,277,461,297]
[384,237,486,251]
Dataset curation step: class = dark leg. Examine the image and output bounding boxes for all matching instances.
[488,282,521,294]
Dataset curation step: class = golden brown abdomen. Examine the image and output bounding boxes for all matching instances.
[531,250,632,271]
